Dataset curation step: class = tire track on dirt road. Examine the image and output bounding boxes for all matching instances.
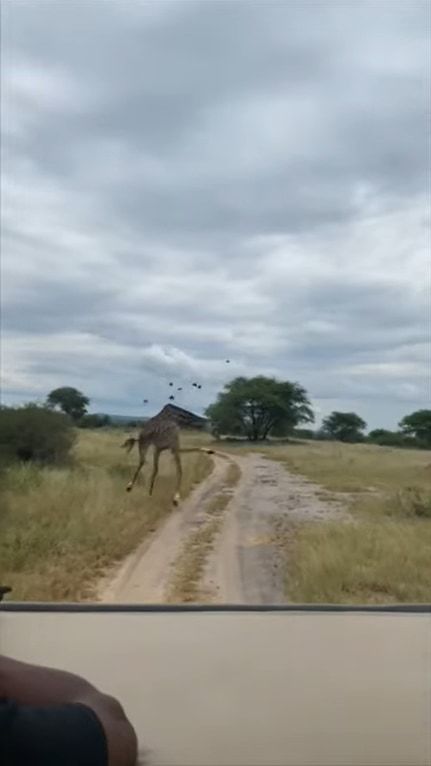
[202,453,344,604]
[99,450,343,605]
[99,453,233,603]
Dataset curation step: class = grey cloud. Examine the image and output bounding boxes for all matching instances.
[2,279,115,333]
[1,0,429,428]
[5,1,427,238]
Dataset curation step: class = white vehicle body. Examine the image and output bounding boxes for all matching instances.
[1,604,430,766]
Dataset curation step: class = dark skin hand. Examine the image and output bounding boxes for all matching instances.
[0,654,138,766]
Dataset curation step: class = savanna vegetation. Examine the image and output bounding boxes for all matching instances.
[253,440,431,604]
[205,379,430,451]
[0,426,213,601]
[0,404,75,465]
[1,384,429,605]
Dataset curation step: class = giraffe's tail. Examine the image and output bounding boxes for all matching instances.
[122,437,137,453]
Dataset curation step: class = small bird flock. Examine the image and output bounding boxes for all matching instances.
[142,360,231,406]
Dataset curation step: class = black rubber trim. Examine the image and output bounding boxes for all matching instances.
[0,602,430,613]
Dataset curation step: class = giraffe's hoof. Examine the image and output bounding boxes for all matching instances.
[126,484,132,493]
[173,493,181,506]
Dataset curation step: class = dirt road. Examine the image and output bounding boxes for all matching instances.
[100,451,342,605]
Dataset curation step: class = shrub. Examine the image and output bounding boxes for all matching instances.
[0,404,75,465]
[79,414,111,429]
[386,487,431,519]
[368,429,427,449]
[292,428,315,440]
[315,429,331,441]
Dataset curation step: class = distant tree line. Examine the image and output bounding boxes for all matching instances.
[206,377,431,449]
[1,380,429,468]
[314,409,431,449]
[293,412,430,449]
[42,384,431,448]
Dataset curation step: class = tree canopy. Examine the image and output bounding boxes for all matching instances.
[399,409,431,446]
[47,387,89,422]
[321,411,366,442]
[205,376,314,441]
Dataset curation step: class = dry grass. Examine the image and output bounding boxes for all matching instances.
[260,440,431,604]
[0,429,213,601]
[221,439,431,603]
[166,461,241,603]
[223,439,431,493]
[285,520,431,604]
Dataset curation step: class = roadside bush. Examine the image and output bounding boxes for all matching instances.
[292,428,315,440]
[0,404,75,465]
[79,414,111,429]
[315,429,331,441]
[385,487,431,519]
[367,429,422,449]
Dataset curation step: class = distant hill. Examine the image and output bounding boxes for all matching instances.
[95,413,148,425]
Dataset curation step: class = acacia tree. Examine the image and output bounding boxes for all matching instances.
[399,409,431,446]
[321,411,366,442]
[47,387,90,422]
[206,376,314,441]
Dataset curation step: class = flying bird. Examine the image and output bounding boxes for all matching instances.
[177,387,183,391]
[169,395,175,401]
[143,399,148,404]
[225,359,230,363]
[169,382,174,386]
[197,385,202,389]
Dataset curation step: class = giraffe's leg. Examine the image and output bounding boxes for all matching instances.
[172,448,183,506]
[149,448,161,496]
[126,443,147,492]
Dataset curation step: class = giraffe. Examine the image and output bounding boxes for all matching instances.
[122,404,213,505]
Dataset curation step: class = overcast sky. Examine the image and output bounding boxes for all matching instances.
[1,0,429,429]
